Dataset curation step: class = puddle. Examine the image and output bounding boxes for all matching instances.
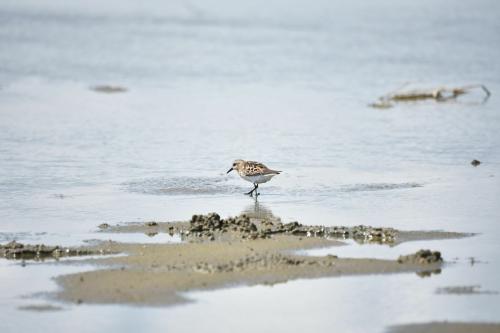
[299,236,481,262]
[86,232,182,244]
[0,231,182,248]
[175,266,500,333]
[0,259,101,323]
[1,256,499,333]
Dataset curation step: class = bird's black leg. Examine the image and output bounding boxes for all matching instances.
[245,183,258,196]
[255,183,259,196]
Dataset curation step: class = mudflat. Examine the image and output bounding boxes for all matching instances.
[40,213,464,306]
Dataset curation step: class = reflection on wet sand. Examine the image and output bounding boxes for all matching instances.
[240,200,277,221]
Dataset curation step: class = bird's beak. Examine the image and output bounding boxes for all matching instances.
[226,167,233,174]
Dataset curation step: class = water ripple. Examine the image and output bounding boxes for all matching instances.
[124,177,422,196]
[123,176,250,195]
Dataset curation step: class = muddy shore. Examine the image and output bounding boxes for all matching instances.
[388,322,500,333]
[1,213,473,307]
[4,213,460,307]
[0,241,115,261]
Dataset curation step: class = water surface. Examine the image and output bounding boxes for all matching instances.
[1,0,500,332]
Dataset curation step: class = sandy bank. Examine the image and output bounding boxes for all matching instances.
[50,213,464,306]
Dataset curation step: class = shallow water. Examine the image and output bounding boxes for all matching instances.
[1,0,500,332]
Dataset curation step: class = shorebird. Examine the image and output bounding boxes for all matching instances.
[226,160,281,196]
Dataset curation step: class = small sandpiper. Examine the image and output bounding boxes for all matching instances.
[227,159,281,196]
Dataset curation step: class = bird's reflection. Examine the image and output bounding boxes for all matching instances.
[240,199,276,220]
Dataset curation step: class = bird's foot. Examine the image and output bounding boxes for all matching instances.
[245,185,258,196]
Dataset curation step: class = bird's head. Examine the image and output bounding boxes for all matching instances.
[227,159,245,174]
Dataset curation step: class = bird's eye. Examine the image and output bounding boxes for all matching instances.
[233,163,236,167]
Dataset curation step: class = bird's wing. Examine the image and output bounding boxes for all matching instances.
[245,161,281,176]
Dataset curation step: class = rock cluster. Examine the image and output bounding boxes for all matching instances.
[269,221,398,243]
[293,224,397,243]
[397,249,442,264]
[186,213,266,240]
[346,226,397,243]
[183,213,398,243]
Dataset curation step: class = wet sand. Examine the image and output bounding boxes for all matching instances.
[56,236,445,306]
[388,322,500,333]
[43,213,463,306]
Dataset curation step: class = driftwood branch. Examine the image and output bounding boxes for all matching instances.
[370,84,491,108]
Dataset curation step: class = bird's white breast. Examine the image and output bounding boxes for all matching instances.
[240,173,276,184]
